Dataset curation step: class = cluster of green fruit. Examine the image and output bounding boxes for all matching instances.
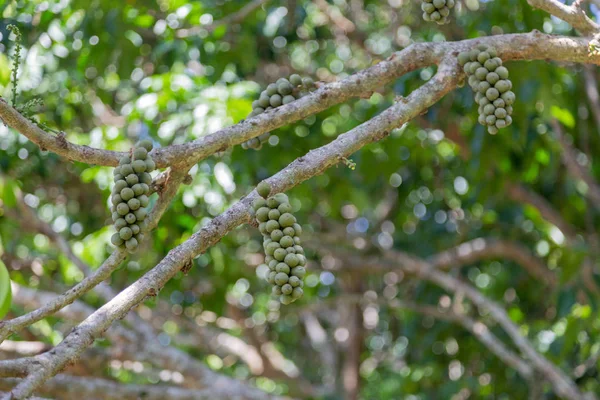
[253,182,306,305]
[421,0,455,24]
[242,74,316,150]
[110,140,155,253]
[458,45,515,135]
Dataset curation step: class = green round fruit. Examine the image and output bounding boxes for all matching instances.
[475,67,487,81]
[131,224,140,235]
[457,52,470,66]
[120,164,134,176]
[294,245,304,254]
[274,248,287,261]
[292,266,306,278]
[290,74,303,86]
[493,98,506,108]
[268,209,281,221]
[292,287,304,300]
[289,276,301,287]
[486,88,500,101]
[272,285,282,296]
[119,227,133,240]
[501,91,515,105]
[133,147,148,160]
[128,198,141,211]
[284,253,299,267]
[252,197,267,210]
[139,195,149,207]
[117,203,130,216]
[484,59,499,71]
[120,187,134,201]
[279,235,294,248]
[496,119,507,128]
[269,260,278,270]
[270,229,284,242]
[256,207,270,222]
[257,182,271,198]
[114,180,128,192]
[112,212,120,221]
[270,94,282,107]
[125,174,139,186]
[483,104,495,115]
[488,126,499,135]
[140,172,152,185]
[111,194,122,206]
[266,241,281,255]
[267,271,277,285]
[495,66,509,79]
[302,77,314,87]
[283,227,296,237]
[145,158,156,172]
[119,155,131,166]
[132,159,147,173]
[115,218,128,229]
[137,140,153,151]
[422,2,435,13]
[266,220,280,233]
[278,203,293,214]
[486,72,499,85]
[430,10,441,20]
[132,184,145,196]
[134,208,148,221]
[276,262,290,274]
[292,223,302,236]
[125,237,138,251]
[282,284,293,295]
[275,272,289,285]
[294,236,302,245]
[478,81,491,94]
[111,233,124,247]
[485,115,497,126]
[278,82,293,95]
[279,213,296,227]
[280,294,293,305]
[494,108,507,119]
[282,95,295,105]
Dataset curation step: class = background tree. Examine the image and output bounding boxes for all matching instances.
[1,0,600,399]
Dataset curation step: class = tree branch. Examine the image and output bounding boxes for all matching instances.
[1,33,598,169]
[527,0,600,35]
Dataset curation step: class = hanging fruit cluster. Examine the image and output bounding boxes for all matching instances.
[252,182,306,304]
[458,45,515,135]
[110,140,155,253]
[421,0,455,24]
[242,74,316,150]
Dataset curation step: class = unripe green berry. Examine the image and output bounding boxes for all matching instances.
[139,195,149,207]
[114,180,128,192]
[256,207,270,222]
[279,235,294,248]
[132,184,145,196]
[279,213,295,227]
[133,147,148,160]
[128,198,141,211]
[274,248,287,261]
[119,227,133,240]
[131,224,140,235]
[140,172,152,185]
[283,227,296,237]
[289,276,301,287]
[115,218,127,230]
[276,263,290,274]
[272,284,282,295]
[132,160,147,173]
[252,197,266,210]
[135,208,148,221]
[266,220,280,233]
[267,271,277,284]
[292,223,302,236]
[125,213,137,224]
[280,294,293,305]
[257,182,271,198]
[284,253,299,267]
[271,229,284,242]
[121,188,134,201]
[117,203,130,216]
[292,287,304,300]
[126,237,138,251]
[275,272,289,285]
[291,266,306,278]
[268,209,281,221]
[281,284,293,295]
[126,174,139,186]
[137,140,153,151]
[111,233,124,246]
[266,241,281,255]
[120,164,133,176]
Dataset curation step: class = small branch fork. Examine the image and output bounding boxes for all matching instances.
[2,4,600,397]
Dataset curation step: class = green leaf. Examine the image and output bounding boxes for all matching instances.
[0,260,12,319]
[550,106,575,128]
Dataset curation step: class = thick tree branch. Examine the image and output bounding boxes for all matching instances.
[1,33,599,169]
[527,0,600,35]
[0,374,285,400]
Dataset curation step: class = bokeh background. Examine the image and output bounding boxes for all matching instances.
[1,0,600,398]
